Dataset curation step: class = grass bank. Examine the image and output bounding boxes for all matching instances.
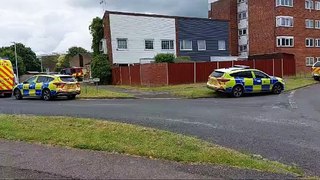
[79,85,134,99]
[119,76,317,98]
[0,114,302,176]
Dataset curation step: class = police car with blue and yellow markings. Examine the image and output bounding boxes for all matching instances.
[13,74,81,101]
[207,67,285,97]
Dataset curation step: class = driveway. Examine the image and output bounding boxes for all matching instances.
[0,84,320,175]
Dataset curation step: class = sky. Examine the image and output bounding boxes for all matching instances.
[0,0,208,55]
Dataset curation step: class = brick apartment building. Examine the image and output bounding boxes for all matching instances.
[209,0,320,72]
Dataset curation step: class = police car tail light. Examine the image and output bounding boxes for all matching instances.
[217,78,230,83]
[53,82,66,88]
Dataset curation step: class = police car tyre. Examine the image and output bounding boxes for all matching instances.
[68,95,76,100]
[232,85,244,98]
[14,89,22,100]
[42,89,52,101]
[272,83,283,94]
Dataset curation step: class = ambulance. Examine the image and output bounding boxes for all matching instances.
[0,59,15,97]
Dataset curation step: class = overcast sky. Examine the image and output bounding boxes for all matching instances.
[0,0,208,55]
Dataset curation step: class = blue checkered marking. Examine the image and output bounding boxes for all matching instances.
[23,90,29,96]
[29,83,36,90]
[270,78,278,84]
[235,78,245,85]
[254,78,262,85]
[36,90,42,96]
[262,85,270,91]
[226,87,233,93]
[245,86,253,92]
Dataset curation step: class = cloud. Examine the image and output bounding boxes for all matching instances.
[0,0,208,55]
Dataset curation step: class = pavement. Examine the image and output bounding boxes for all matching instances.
[0,140,294,179]
[0,84,320,177]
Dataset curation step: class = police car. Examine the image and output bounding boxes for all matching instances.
[13,74,81,101]
[207,67,285,97]
[312,61,320,81]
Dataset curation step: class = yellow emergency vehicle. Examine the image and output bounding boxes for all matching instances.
[207,67,285,97]
[0,59,14,97]
[312,61,320,81]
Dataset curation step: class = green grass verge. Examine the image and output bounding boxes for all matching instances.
[119,76,318,98]
[120,84,214,98]
[79,85,134,99]
[284,77,318,92]
[0,114,303,176]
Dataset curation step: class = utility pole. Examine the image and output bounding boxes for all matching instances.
[11,42,19,83]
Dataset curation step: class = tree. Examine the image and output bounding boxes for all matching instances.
[91,54,111,84]
[154,53,175,63]
[89,17,104,56]
[0,47,26,75]
[13,43,41,72]
[55,55,68,72]
[66,46,88,58]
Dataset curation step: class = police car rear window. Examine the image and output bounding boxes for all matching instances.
[60,76,76,82]
[211,71,224,78]
[314,62,320,67]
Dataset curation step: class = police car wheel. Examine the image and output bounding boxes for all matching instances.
[314,76,319,81]
[232,86,243,98]
[272,83,282,94]
[14,89,22,100]
[42,89,52,101]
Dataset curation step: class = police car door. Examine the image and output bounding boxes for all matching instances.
[23,76,37,97]
[253,71,271,92]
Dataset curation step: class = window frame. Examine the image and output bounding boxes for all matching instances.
[306,19,314,28]
[230,71,253,78]
[315,38,320,47]
[180,40,193,51]
[197,40,207,51]
[276,36,294,47]
[306,0,314,9]
[239,44,248,52]
[161,40,174,50]
[316,1,320,10]
[253,71,270,79]
[238,11,247,20]
[306,57,315,66]
[144,39,154,50]
[276,16,294,27]
[117,38,128,50]
[218,40,227,51]
[306,38,315,47]
[238,28,248,36]
[276,0,294,7]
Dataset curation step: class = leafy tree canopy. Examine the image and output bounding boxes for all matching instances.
[89,17,104,56]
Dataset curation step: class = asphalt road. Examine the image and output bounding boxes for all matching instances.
[1,84,320,176]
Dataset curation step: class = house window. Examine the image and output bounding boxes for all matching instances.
[239,28,248,36]
[276,0,293,7]
[276,36,294,47]
[239,45,248,52]
[306,38,315,47]
[315,20,320,28]
[218,40,226,50]
[306,0,314,9]
[180,40,193,51]
[276,16,294,27]
[238,0,246,3]
[306,19,314,28]
[316,1,320,9]
[316,57,320,62]
[197,40,206,51]
[315,39,320,47]
[145,40,154,50]
[161,40,174,50]
[117,38,128,50]
[306,57,315,66]
[238,11,247,20]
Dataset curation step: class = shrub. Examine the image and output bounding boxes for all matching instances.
[175,56,191,63]
[154,53,175,63]
[91,54,111,84]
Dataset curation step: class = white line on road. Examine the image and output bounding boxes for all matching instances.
[288,90,298,109]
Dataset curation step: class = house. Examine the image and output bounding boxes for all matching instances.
[102,11,230,65]
[69,53,92,68]
[209,0,320,72]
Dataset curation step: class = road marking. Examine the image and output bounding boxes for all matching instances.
[288,90,298,109]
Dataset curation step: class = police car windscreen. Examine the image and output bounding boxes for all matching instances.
[60,76,76,82]
[211,71,224,78]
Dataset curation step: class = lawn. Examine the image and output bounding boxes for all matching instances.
[79,85,134,99]
[119,76,318,98]
[0,114,302,176]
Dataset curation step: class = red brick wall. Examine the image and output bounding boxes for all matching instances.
[274,1,320,72]
[103,12,113,64]
[209,0,238,56]
[248,0,276,55]
[140,63,168,86]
